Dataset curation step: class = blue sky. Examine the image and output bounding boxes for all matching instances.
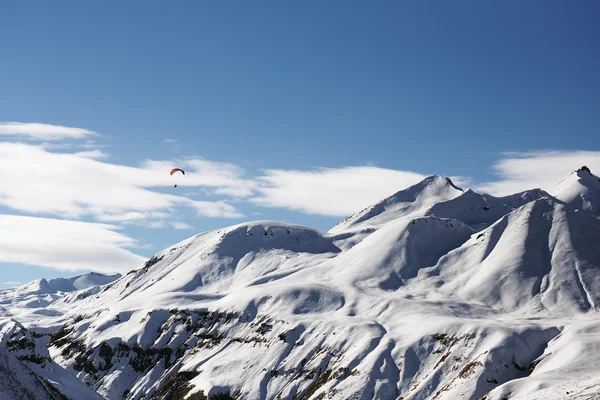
[0,1,599,288]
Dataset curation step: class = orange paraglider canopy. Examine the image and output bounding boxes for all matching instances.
[170,168,185,175]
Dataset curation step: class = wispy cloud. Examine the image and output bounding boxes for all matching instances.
[476,150,600,195]
[163,138,180,152]
[148,221,166,229]
[1,282,23,286]
[0,214,145,273]
[81,140,109,149]
[253,166,427,216]
[171,221,193,230]
[0,142,245,221]
[0,122,96,140]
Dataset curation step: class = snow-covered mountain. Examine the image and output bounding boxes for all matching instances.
[2,169,600,400]
[330,175,546,234]
[17,272,122,294]
[0,272,121,321]
[417,196,600,314]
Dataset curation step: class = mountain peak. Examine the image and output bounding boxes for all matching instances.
[414,174,464,192]
[577,165,592,174]
[549,167,600,216]
[432,175,464,191]
[330,174,464,233]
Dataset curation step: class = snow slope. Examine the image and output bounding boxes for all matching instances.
[423,189,513,231]
[2,171,600,399]
[484,188,549,209]
[327,216,474,290]
[416,196,600,315]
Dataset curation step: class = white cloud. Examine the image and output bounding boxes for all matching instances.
[163,139,178,144]
[142,158,256,197]
[40,140,108,153]
[253,166,427,216]
[96,212,150,222]
[1,282,23,286]
[96,211,200,231]
[0,142,245,220]
[477,151,600,196]
[0,214,146,273]
[39,142,74,150]
[0,122,96,140]
[171,221,193,230]
[148,221,166,229]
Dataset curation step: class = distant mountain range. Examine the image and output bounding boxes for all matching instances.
[1,167,600,399]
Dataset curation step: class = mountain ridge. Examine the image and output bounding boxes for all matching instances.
[0,272,121,322]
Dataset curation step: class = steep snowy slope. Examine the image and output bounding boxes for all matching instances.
[0,320,105,400]
[484,317,600,400]
[326,216,474,290]
[417,196,600,314]
[0,272,121,321]
[0,344,59,400]
[549,167,600,216]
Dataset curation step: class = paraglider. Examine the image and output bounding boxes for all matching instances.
[170,168,184,187]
